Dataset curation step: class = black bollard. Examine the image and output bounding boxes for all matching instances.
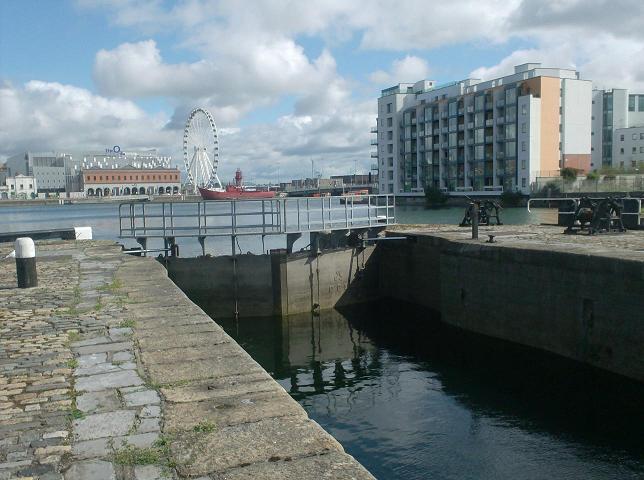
[15,237,38,288]
[472,203,479,240]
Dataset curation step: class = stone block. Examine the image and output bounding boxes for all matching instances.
[171,416,343,477]
[64,460,115,480]
[122,390,160,407]
[76,390,121,413]
[73,410,135,441]
[75,371,143,393]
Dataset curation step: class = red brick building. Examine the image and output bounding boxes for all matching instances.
[81,166,181,196]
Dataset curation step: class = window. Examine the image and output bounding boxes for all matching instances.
[521,123,526,133]
[633,134,638,140]
[620,148,624,154]
[640,133,644,140]
[639,96,644,111]
[386,103,392,114]
[388,157,394,167]
[387,117,393,127]
[521,104,527,115]
[633,147,637,154]
[387,144,393,154]
[640,147,644,153]
[521,141,526,152]
[522,178,526,188]
[387,131,393,141]
[521,159,526,169]
[628,95,636,111]
[29,184,32,188]
[620,134,625,141]
[93,176,96,181]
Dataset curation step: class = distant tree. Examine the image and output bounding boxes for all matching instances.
[586,170,600,181]
[560,167,578,183]
[499,190,525,207]
[539,181,561,197]
[424,185,449,208]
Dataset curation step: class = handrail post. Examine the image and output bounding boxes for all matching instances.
[321,197,325,230]
[367,195,371,226]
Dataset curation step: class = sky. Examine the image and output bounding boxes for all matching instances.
[2,0,644,183]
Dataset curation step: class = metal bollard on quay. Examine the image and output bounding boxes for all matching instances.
[15,237,38,288]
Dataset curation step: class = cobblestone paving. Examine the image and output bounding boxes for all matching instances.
[0,241,166,480]
[1,240,375,480]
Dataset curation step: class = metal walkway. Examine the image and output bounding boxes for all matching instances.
[118,194,396,254]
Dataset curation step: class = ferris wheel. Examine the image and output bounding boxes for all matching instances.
[183,107,222,193]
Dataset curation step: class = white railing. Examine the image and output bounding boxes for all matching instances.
[118,195,396,239]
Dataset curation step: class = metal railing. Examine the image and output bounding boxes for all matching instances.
[118,194,396,239]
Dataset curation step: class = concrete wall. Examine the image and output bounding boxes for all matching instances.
[165,254,273,319]
[165,245,378,319]
[377,235,644,382]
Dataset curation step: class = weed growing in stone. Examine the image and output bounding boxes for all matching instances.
[68,407,84,421]
[192,421,216,433]
[66,358,78,369]
[113,444,161,465]
[113,436,176,468]
[119,319,136,328]
[66,331,81,344]
[98,278,123,292]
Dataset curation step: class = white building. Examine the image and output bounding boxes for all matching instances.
[5,149,173,193]
[0,174,37,199]
[591,89,644,169]
[5,152,71,193]
[374,63,592,196]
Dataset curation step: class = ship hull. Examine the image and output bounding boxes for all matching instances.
[198,187,276,200]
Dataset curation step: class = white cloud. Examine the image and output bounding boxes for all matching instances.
[370,55,431,85]
[0,80,176,157]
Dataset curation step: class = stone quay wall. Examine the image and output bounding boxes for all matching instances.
[0,240,374,480]
[377,225,644,382]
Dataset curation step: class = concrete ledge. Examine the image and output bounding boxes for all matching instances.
[115,257,375,479]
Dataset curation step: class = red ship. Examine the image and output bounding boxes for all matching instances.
[198,168,275,200]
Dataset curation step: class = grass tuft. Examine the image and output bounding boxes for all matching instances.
[192,421,216,433]
[119,319,136,328]
[66,358,79,369]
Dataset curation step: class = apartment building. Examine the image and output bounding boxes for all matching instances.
[373,63,592,196]
[591,89,644,169]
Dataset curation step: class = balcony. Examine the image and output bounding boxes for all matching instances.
[458,108,464,115]
[467,105,474,113]
[467,122,474,129]
[496,99,505,107]
[496,133,505,141]
[485,102,494,110]
[370,126,378,133]
[412,118,417,125]
[458,140,465,147]
[496,117,505,125]
[441,126,448,133]
[485,136,493,143]
[496,169,506,176]
[485,119,494,127]
[467,138,474,145]
[370,139,378,145]
[441,111,448,119]
[497,151,505,159]
[441,142,449,149]
[371,163,379,171]
[458,124,465,131]
[433,143,440,150]
[370,151,378,158]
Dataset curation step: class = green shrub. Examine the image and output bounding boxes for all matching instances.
[424,185,449,208]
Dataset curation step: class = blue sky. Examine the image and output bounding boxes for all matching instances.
[1,0,642,181]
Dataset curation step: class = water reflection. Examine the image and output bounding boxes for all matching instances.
[213,301,644,480]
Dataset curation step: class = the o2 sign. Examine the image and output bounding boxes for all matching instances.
[105,145,125,156]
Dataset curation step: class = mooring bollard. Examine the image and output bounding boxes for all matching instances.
[15,237,38,288]
[471,202,479,240]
